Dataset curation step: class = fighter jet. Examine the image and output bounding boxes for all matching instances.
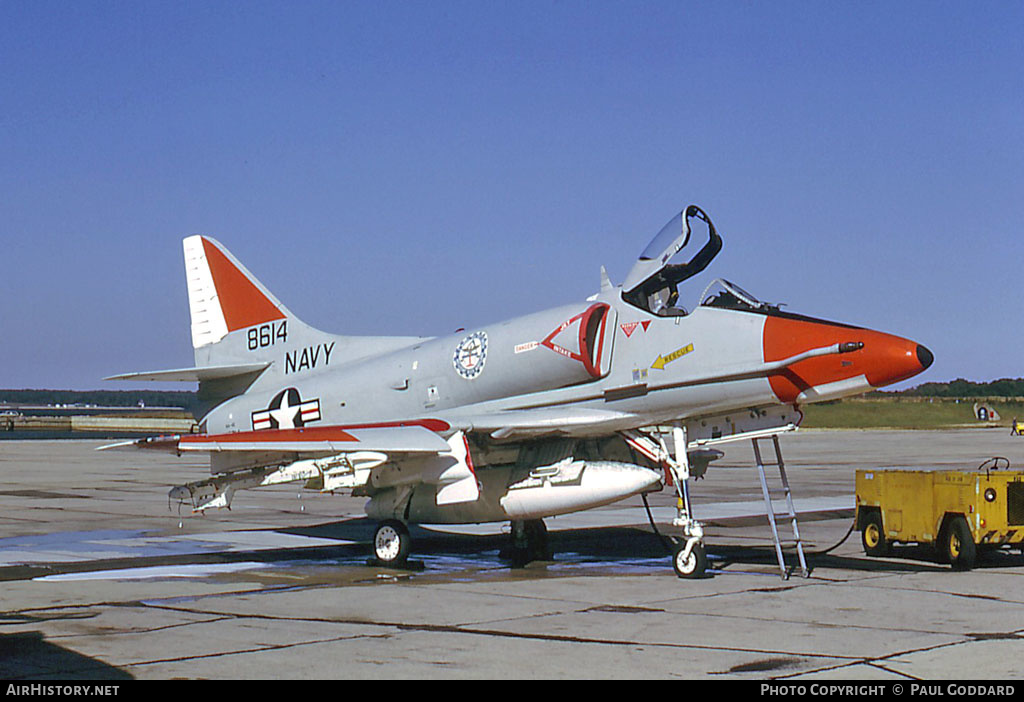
[106,205,932,577]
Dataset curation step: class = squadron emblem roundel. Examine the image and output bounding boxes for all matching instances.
[453,331,488,380]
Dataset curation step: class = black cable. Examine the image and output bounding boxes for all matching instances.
[807,517,858,555]
[629,442,676,555]
[642,491,675,554]
[643,487,856,558]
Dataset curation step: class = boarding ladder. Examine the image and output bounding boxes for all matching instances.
[751,435,809,579]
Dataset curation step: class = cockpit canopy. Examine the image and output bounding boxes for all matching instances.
[622,205,723,316]
[699,278,778,313]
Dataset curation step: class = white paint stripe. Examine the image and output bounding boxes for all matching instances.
[1,530,354,567]
[34,562,267,582]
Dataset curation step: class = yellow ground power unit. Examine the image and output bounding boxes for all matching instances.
[855,459,1024,570]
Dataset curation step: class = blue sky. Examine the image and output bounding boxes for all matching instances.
[1,1,1021,390]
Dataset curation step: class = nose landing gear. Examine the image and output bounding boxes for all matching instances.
[672,538,708,579]
[667,427,709,579]
[625,426,709,579]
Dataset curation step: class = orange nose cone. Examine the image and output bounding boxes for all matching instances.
[763,316,932,404]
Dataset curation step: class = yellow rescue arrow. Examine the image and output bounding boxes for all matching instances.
[651,343,694,370]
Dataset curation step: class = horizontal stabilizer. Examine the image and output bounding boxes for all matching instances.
[97,434,184,452]
[104,363,270,383]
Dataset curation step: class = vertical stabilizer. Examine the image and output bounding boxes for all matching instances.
[110,235,427,413]
[181,235,423,376]
[183,236,289,353]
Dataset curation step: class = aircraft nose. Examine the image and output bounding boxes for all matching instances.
[763,316,932,404]
[917,344,934,371]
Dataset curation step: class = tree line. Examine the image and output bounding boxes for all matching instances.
[0,389,200,413]
[897,378,1024,398]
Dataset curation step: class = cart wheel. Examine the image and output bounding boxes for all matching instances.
[940,516,976,571]
[861,511,890,557]
[672,541,707,579]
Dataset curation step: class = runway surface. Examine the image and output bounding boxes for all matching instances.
[1,429,1022,679]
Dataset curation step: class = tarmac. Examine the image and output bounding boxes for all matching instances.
[1,428,1022,680]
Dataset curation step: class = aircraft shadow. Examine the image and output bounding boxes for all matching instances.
[709,542,1024,576]
[711,547,951,575]
[281,518,673,559]
[282,518,1024,576]
[0,631,133,680]
[15,518,1010,581]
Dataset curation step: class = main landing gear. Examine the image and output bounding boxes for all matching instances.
[371,518,552,569]
[500,519,552,567]
[372,519,412,566]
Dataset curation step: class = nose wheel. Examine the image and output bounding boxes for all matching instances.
[671,500,708,579]
[672,538,708,579]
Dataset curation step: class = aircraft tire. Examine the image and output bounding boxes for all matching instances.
[672,540,707,579]
[503,519,551,566]
[524,519,551,561]
[374,520,411,565]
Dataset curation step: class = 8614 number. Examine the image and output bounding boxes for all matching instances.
[248,321,288,350]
